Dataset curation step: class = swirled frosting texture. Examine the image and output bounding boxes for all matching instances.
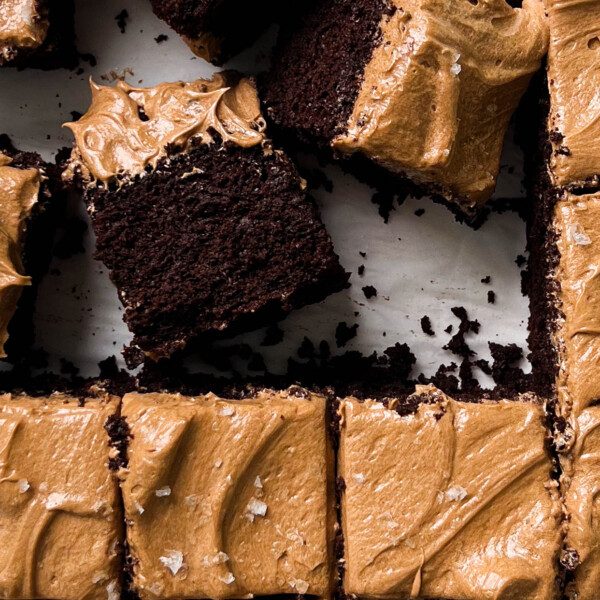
[565,406,600,600]
[64,73,266,185]
[546,0,600,188]
[553,193,600,419]
[0,393,122,600]
[333,0,548,212]
[121,388,335,600]
[0,0,48,65]
[339,385,562,599]
[0,153,39,358]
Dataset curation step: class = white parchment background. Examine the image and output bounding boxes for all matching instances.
[0,0,531,383]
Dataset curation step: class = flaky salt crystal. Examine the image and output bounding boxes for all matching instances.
[218,571,235,584]
[159,550,184,575]
[46,492,66,510]
[18,479,30,493]
[106,581,120,600]
[450,63,461,75]
[291,579,310,594]
[246,498,267,518]
[352,473,366,484]
[445,485,468,501]
[571,225,592,246]
[254,476,263,488]
[155,486,171,497]
[216,404,235,416]
[214,459,223,468]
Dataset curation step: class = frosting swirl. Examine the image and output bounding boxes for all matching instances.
[0,153,39,358]
[64,73,266,185]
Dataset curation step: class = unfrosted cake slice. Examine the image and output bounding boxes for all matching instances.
[63,73,348,366]
[0,0,76,69]
[262,0,548,217]
[0,135,57,363]
[338,385,563,600]
[0,393,123,599]
[120,387,336,599]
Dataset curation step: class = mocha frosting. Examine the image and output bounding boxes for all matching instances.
[546,0,600,188]
[0,393,122,600]
[121,388,335,600]
[333,0,548,213]
[564,406,600,600]
[0,0,48,65]
[0,153,40,358]
[64,73,267,186]
[553,193,600,420]
[338,385,562,599]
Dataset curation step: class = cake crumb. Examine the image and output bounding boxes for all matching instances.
[115,9,129,34]
[352,473,366,484]
[420,316,435,336]
[362,285,377,299]
[414,208,425,217]
[487,290,496,304]
[358,264,365,276]
[481,275,491,284]
[154,34,169,43]
[336,322,359,348]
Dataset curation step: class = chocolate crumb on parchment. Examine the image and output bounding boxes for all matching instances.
[335,322,359,348]
[362,285,377,299]
[115,9,129,34]
[420,316,435,336]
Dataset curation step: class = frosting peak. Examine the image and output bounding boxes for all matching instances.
[64,73,267,185]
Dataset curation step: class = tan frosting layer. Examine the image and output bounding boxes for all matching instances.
[64,73,266,185]
[565,406,600,600]
[0,152,40,358]
[339,385,562,599]
[546,0,600,188]
[553,193,600,420]
[121,388,335,599]
[0,393,122,600]
[183,31,222,63]
[0,0,48,65]
[333,0,548,213]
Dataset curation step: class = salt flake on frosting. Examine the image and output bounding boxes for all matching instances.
[291,578,310,594]
[216,404,235,416]
[46,492,66,510]
[106,581,120,600]
[159,550,184,575]
[254,476,263,488]
[155,486,171,497]
[18,479,30,493]
[218,571,235,584]
[570,224,592,246]
[445,485,468,501]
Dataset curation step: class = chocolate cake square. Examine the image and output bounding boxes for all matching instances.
[0,393,123,599]
[63,73,348,366]
[120,387,336,599]
[545,0,600,189]
[338,385,562,600]
[563,406,600,600]
[0,135,59,363]
[147,0,279,65]
[261,0,548,217]
[0,0,76,70]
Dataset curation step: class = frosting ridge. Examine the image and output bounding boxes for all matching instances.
[64,73,266,185]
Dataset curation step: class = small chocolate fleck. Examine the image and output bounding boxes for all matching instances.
[115,9,129,34]
[420,316,435,336]
[362,285,377,299]
[487,290,496,304]
[335,322,359,348]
